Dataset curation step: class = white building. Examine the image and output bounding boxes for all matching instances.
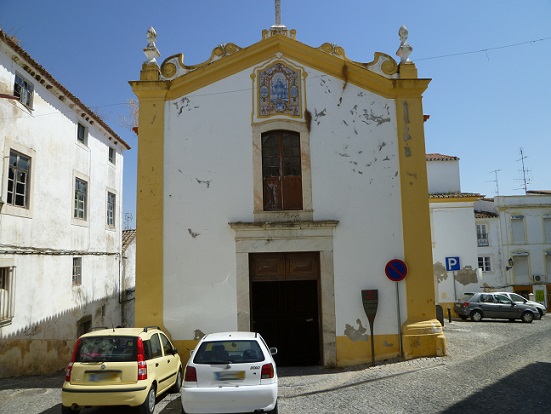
[0,30,130,377]
[427,153,481,310]
[121,229,136,327]
[475,192,551,307]
[131,22,445,368]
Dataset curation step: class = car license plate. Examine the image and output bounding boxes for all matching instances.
[86,372,121,382]
[215,371,245,381]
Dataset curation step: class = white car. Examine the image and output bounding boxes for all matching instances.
[181,332,278,414]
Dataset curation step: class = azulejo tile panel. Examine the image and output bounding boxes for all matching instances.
[258,62,301,118]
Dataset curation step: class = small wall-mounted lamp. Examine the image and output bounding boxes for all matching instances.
[506,257,514,271]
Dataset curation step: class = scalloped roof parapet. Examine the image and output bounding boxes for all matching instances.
[159,32,399,81]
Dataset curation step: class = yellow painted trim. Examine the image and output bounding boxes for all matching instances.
[161,35,428,101]
[336,335,400,366]
[395,63,445,358]
[173,339,199,362]
[429,196,480,203]
[402,319,446,359]
[396,84,435,322]
[130,77,168,330]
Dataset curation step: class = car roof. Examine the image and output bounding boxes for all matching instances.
[201,332,260,341]
[80,326,162,338]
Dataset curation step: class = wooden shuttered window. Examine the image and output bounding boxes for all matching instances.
[262,130,302,211]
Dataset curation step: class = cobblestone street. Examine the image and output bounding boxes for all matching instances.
[1,317,551,413]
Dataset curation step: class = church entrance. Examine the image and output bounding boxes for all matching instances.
[250,252,321,366]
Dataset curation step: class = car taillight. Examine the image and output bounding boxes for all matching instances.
[261,363,274,379]
[65,338,81,381]
[137,337,147,380]
[463,302,469,307]
[184,366,197,382]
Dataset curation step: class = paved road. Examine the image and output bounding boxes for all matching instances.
[1,317,550,413]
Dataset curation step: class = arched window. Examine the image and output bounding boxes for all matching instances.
[262,130,302,211]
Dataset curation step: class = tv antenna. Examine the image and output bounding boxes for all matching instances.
[515,147,531,194]
[123,213,134,230]
[490,169,500,196]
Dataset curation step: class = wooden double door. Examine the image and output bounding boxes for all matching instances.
[250,252,321,366]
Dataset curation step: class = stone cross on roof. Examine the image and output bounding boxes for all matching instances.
[271,0,287,31]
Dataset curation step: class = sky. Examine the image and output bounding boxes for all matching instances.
[1,1,550,228]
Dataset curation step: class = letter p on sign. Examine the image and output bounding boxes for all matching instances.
[445,256,460,271]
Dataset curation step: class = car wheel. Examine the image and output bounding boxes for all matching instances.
[137,385,156,414]
[521,311,534,323]
[268,402,278,414]
[170,368,183,393]
[459,315,468,320]
[470,310,483,322]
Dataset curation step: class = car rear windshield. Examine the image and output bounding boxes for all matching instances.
[75,336,137,362]
[193,340,264,364]
[458,293,475,302]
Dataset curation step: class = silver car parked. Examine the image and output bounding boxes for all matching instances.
[454,292,539,323]
[493,291,547,319]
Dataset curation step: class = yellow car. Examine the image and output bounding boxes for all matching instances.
[61,326,182,414]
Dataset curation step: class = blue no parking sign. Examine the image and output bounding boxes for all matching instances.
[385,259,408,282]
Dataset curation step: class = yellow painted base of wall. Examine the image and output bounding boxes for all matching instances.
[401,319,446,360]
[173,339,199,364]
[0,339,75,378]
[336,334,400,367]
[439,302,458,318]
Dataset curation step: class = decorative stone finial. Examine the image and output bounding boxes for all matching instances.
[396,25,413,63]
[143,26,160,64]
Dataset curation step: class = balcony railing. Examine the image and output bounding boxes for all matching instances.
[477,237,489,247]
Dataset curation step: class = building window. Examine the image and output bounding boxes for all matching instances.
[543,215,551,243]
[511,216,525,244]
[77,123,88,145]
[512,253,529,284]
[14,73,33,108]
[478,256,492,272]
[0,267,15,326]
[476,224,489,247]
[262,130,302,211]
[108,147,115,164]
[107,192,116,227]
[74,178,88,220]
[72,257,82,286]
[77,315,92,337]
[7,150,31,208]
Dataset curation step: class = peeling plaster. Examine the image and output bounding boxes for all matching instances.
[455,266,478,286]
[314,108,327,124]
[362,109,390,126]
[402,101,412,142]
[173,97,199,115]
[188,229,200,238]
[434,262,448,283]
[195,178,211,188]
[319,78,332,94]
[344,319,368,342]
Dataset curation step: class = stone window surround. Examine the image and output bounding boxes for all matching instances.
[252,119,312,222]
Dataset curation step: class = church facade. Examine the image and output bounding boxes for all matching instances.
[130,22,445,367]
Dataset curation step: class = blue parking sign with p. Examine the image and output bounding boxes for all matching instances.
[446,257,460,271]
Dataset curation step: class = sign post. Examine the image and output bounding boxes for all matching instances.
[361,289,378,364]
[385,259,408,358]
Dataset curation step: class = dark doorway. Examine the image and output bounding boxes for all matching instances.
[250,252,321,366]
